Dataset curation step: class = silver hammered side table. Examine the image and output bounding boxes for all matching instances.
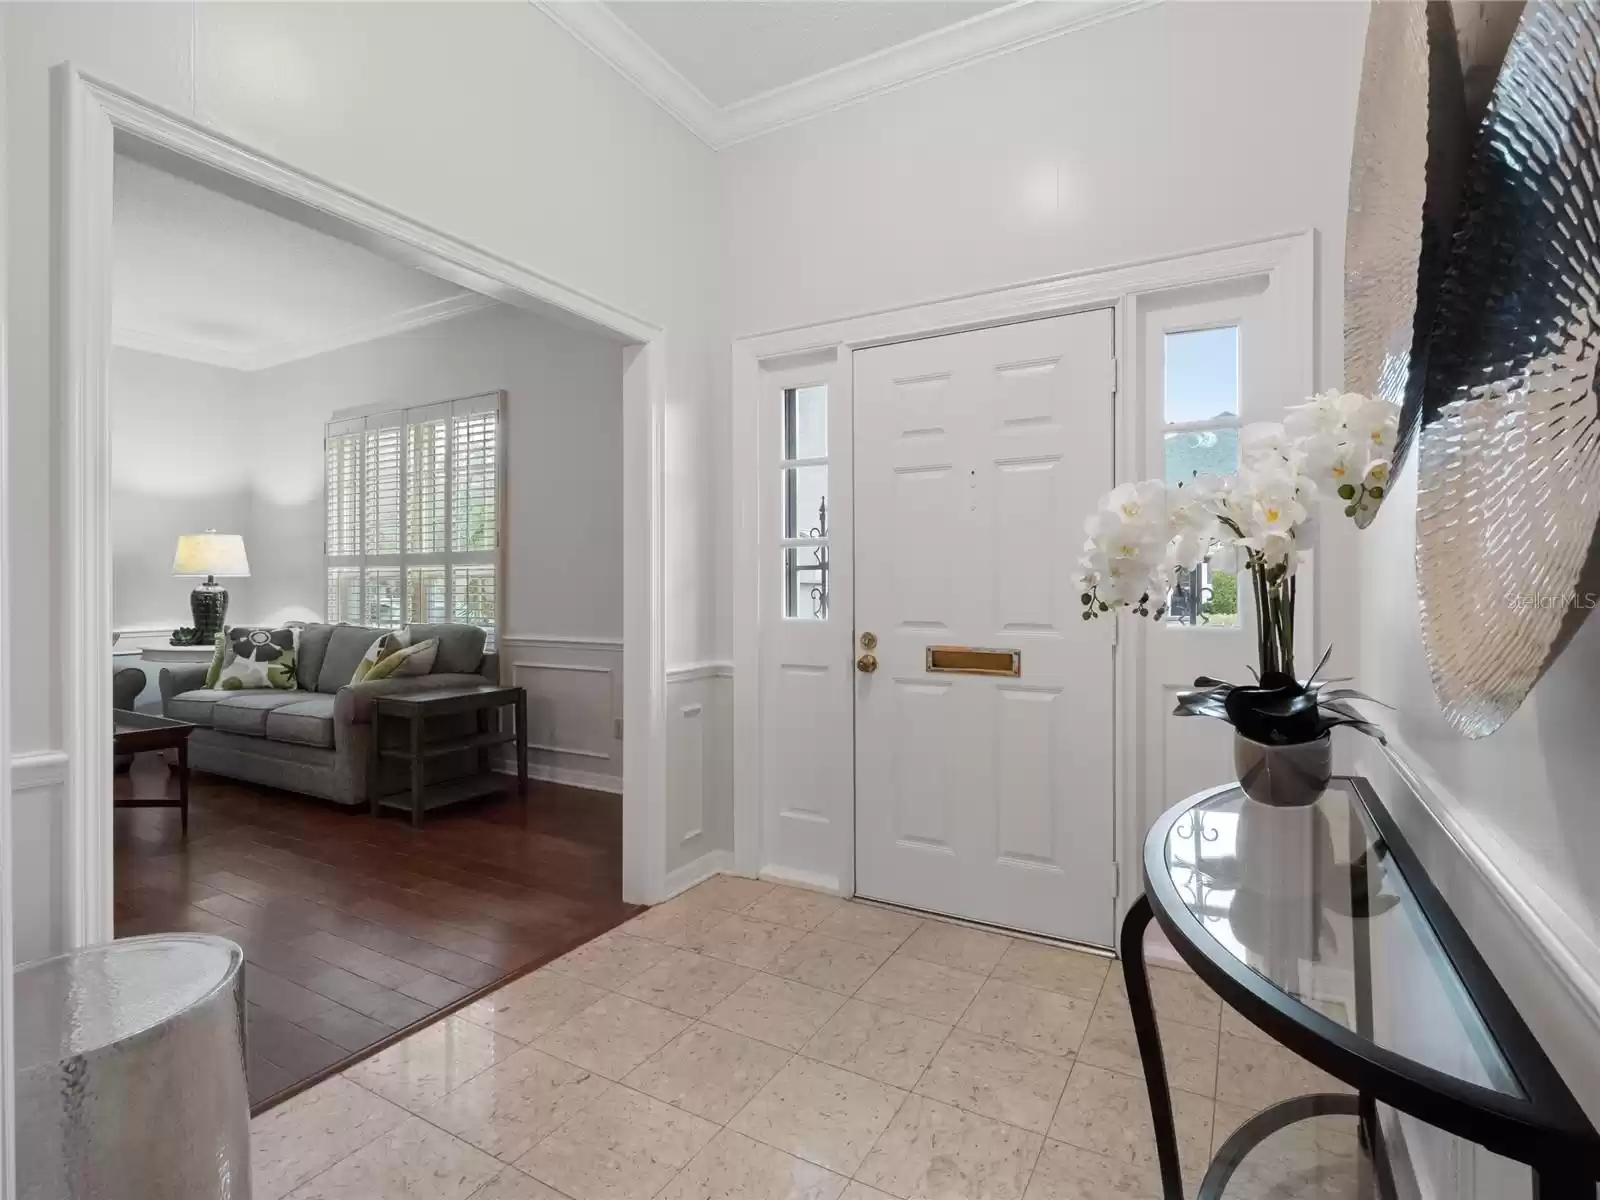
[16,934,250,1200]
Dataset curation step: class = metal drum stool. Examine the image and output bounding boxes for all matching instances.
[16,934,250,1200]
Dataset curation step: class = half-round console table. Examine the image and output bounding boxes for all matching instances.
[1122,777,1600,1199]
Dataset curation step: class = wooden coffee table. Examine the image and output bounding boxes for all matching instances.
[113,710,195,836]
[368,685,528,828]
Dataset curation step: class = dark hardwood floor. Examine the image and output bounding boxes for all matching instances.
[113,767,637,1111]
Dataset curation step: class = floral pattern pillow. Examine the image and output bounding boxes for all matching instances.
[215,626,299,690]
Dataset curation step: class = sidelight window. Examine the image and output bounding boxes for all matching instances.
[1163,326,1240,627]
[780,385,829,620]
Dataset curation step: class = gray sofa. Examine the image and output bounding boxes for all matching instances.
[160,622,500,806]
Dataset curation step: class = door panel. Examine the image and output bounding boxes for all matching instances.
[854,310,1116,945]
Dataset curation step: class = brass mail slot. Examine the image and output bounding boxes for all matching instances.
[925,646,1021,676]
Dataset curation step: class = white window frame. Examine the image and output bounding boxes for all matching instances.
[325,390,506,643]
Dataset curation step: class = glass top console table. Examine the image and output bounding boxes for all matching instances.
[1123,777,1600,1199]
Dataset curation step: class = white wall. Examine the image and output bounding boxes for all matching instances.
[110,347,261,633]
[4,0,721,960]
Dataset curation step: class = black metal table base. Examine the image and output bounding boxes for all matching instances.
[1124,897,1387,1200]
[1122,894,1591,1200]
[1201,1093,1361,1199]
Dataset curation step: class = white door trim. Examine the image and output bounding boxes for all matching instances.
[50,64,672,953]
[731,231,1316,912]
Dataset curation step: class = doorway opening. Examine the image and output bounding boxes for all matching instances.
[55,68,668,1110]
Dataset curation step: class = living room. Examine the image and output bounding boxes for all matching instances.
[106,150,632,1106]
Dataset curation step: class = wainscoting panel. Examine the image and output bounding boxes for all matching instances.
[501,636,623,792]
[666,663,733,877]
[10,750,69,964]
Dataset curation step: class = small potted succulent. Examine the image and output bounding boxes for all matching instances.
[1077,390,1394,806]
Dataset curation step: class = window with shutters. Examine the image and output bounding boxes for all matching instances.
[324,392,504,643]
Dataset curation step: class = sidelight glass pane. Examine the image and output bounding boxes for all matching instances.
[1165,326,1238,424]
[784,545,830,621]
[784,465,829,540]
[783,385,827,460]
[1164,427,1238,485]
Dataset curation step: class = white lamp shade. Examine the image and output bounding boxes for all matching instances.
[172,533,250,578]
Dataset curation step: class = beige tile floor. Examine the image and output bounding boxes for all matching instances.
[251,876,1361,1200]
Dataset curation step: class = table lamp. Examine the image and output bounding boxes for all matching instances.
[172,531,250,643]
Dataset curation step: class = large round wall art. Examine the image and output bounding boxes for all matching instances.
[1414,1,1600,737]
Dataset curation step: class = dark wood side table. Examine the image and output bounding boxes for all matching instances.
[367,685,528,828]
[1124,777,1600,1199]
[113,709,195,836]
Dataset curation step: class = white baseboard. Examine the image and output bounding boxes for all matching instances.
[663,848,735,898]
[758,864,843,895]
[492,759,622,795]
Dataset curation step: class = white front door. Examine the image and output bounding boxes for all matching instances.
[852,311,1117,944]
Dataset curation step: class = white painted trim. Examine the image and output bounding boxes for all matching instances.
[500,634,625,650]
[113,291,496,373]
[533,1,722,148]
[54,65,671,954]
[758,864,844,896]
[537,0,1159,149]
[97,75,660,345]
[0,39,16,1186]
[731,231,1317,930]
[493,759,622,795]
[58,64,117,950]
[666,661,733,684]
[10,751,69,793]
[662,848,736,900]
[715,0,1160,147]
[1379,734,1600,1046]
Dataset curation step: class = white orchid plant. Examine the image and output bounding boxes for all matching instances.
[1078,390,1398,744]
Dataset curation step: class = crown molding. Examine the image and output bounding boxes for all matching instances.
[536,0,1160,150]
[112,291,497,373]
[535,1,723,144]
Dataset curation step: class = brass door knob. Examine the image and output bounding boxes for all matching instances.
[856,653,878,673]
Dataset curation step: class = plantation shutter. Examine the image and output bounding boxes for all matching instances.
[325,422,363,558]
[363,416,403,557]
[325,392,504,642]
[452,405,499,552]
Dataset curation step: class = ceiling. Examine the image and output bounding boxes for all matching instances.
[605,2,1005,107]
[112,156,492,372]
[540,0,1155,147]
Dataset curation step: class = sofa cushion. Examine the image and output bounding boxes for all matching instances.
[405,624,486,675]
[316,625,391,693]
[264,695,337,749]
[167,688,234,727]
[212,691,309,738]
[297,624,335,693]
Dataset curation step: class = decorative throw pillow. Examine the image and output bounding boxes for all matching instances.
[204,634,226,688]
[215,626,299,691]
[364,637,439,683]
[351,629,410,684]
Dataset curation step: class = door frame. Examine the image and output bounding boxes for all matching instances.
[731,230,1315,925]
[51,64,673,949]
